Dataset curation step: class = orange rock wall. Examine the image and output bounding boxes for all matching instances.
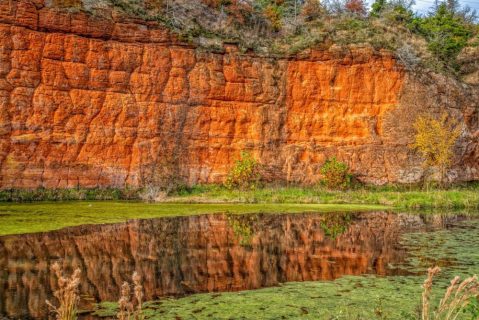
[0,0,477,188]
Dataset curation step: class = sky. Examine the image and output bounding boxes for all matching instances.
[365,0,479,15]
[414,0,479,14]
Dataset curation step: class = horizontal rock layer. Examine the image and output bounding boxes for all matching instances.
[0,0,478,188]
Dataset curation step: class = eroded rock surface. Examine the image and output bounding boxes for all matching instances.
[0,0,478,187]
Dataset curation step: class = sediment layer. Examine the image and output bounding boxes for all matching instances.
[0,0,478,188]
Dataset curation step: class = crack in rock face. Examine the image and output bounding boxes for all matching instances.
[0,0,478,188]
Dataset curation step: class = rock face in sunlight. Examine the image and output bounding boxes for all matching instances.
[0,0,478,187]
[0,211,458,319]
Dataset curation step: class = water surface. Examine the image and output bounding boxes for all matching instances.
[0,211,478,319]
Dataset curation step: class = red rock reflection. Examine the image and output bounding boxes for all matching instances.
[0,211,463,319]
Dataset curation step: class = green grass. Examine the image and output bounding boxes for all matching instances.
[0,202,386,236]
[166,184,479,210]
[0,188,140,202]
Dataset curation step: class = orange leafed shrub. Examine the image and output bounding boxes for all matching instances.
[411,113,461,186]
[345,0,367,15]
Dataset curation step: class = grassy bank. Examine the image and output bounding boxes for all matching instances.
[1,183,478,210]
[0,202,386,236]
[0,188,140,202]
[166,184,479,210]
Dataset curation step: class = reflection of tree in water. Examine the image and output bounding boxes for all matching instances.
[227,212,353,244]
[319,212,353,239]
[226,214,258,246]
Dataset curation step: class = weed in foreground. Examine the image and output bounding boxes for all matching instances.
[118,272,145,320]
[422,266,479,320]
[45,262,81,320]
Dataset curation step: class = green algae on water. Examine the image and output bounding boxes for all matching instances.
[0,201,387,236]
[93,216,479,320]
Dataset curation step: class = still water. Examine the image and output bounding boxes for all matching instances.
[0,211,478,319]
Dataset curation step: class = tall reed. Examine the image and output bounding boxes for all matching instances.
[422,266,479,320]
[45,262,81,320]
[117,272,144,320]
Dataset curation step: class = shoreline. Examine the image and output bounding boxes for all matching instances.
[1,184,478,210]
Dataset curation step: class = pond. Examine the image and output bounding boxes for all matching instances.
[1,210,479,319]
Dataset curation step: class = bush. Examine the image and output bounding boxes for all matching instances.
[224,152,262,190]
[396,44,421,70]
[263,4,284,31]
[319,157,352,190]
[411,112,461,187]
[301,0,323,21]
[345,0,367,16]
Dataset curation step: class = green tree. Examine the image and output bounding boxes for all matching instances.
[371,0,387,17]
[225,152,262,190]
[409,2,473,62]
[319,157,353,190]
[370,0,414,22]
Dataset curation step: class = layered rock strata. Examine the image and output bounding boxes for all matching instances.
[0,0,478,187]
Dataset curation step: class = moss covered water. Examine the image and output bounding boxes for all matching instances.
[0,202,386,235]
[2,210,479,319]
[92,214,479,320]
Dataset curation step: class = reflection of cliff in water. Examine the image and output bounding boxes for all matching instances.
[0,211,467,319]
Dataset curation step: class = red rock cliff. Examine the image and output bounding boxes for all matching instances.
[0,0,478,188]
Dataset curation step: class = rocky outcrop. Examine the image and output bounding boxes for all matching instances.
[458,41,479,86]
[0,211,462,319]
[0,0,478,188]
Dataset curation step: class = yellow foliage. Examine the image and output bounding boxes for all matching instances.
[411,113,461,184]
[264,5,283,31]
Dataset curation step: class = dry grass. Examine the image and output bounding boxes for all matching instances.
[45,262,81,320]
[422,266,479,320]
[117,272,145,320]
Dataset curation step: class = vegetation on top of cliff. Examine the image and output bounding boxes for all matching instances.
[53,0,479,79]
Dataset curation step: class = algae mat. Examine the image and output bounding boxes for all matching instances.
[0,201,386,235]
[93,216,479,319]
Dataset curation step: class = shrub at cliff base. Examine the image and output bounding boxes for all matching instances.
[411,113,461,187]
[319,157,353,190]
[224,152,262,190]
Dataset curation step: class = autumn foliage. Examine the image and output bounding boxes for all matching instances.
[411,113,461,186]
[202,0,253,24]
[345,0,367,16]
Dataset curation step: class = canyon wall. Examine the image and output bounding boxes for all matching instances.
[0,0,478,188]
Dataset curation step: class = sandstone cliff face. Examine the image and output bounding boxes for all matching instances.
[0,211,458,319]
[0,0,478,188]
